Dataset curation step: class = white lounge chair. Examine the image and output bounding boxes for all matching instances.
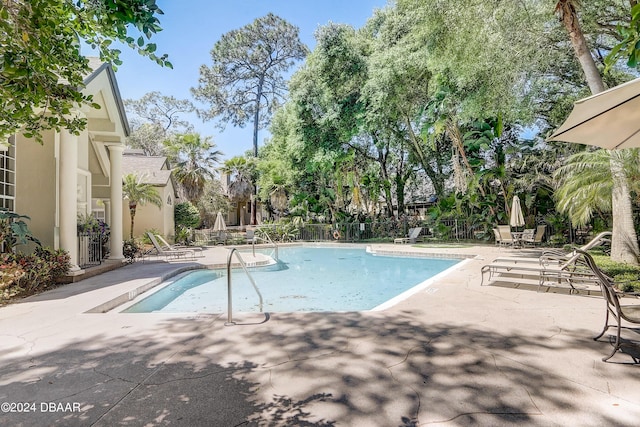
[146,232,195,260]
[394,227,423,244]
[481,231,612,292]
[155,234,203,254]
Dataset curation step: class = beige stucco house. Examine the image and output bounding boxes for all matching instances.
[122,150,176,239]
[1,58,127,271]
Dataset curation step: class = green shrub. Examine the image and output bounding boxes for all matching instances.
[175,202,200,229]
[123,238,141,263]
[0,247,70,298]
[141,228,161,245]
[611,273,640,292]
[34,247,70,282]
[592,254,640,292]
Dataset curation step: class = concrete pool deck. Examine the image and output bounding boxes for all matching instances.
[0,243,638,426]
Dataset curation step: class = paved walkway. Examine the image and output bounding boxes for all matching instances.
[0,244,638,426]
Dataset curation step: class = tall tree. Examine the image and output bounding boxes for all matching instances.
[125,91,195,134]
[0,0,171,142]
[163,133,222,203]
[124,92,195,156]
[122,173,162,239]
[192,13,308,225]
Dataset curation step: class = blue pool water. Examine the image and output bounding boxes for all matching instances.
[123,246,460,313]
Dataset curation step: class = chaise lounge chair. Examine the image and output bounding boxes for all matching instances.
[576,249,640,362]
[481,231,612,292]
[146,232,196,260]
[155,234,203,254]
[394,227,423,244]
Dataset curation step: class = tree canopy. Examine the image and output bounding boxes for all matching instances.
[0,0,171,143]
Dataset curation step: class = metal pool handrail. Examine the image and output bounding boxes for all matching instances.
[252,233,278,261]
[226,248,264,326]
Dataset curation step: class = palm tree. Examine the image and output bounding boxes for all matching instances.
[221,156,255,202]
[554,149,640,263]
[163,133,222,203]
[122,173,163,239]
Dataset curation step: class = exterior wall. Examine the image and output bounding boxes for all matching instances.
[14,131,57,249]
[122,184,175,239]
[162,183,176,239]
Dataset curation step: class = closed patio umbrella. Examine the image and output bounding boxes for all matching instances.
[510,195,525,229]
[547,77,640,149]
[213,211,226,232]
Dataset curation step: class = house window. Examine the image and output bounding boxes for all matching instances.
[167,194,172,206]
[0,136,16,211]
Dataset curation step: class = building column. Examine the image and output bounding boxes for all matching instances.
[108,144,124,259]
[103,200,111,226]
[59,129,80,270]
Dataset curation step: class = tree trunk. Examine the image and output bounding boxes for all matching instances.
[250,74,265,226]
[557,0,605,94]
[556,0,639,264]
[129,203,137,239]
[610,154,640,263]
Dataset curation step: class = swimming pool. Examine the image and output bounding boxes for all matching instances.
[123,246,461,313]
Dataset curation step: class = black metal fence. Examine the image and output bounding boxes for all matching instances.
[193,218,587,246]
[78,232,109,268]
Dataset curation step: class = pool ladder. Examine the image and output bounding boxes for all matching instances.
[251,233,278,261]
[225,248,264,326]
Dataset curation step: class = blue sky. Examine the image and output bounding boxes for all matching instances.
[105,0,389,159]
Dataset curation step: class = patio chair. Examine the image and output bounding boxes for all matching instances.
[246,229,257,244]
[146,232,195,260]
[575,249,640,362]
[394,227,422,244]
[496,225,515,247]
[492,228,503,246]
[155,234,203,254]
[522,225,546,247]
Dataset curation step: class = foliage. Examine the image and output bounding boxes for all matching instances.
[124,92,196,155]
[222,156,256,202]
[77,213,109,234]
[122,238,141,264]
[605,3,640,70]
[174,202,200,229]
[257,0,637,237]
[0,247,70,301]
[122,173,163,239]
[0,209,41,253]
[125,91,194,134]
[174,225,192,245]
[257,222,299,243]
[592,254,640,292]
[163,133,222,203]
[196,180,231,228]
[0,0,171,142]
